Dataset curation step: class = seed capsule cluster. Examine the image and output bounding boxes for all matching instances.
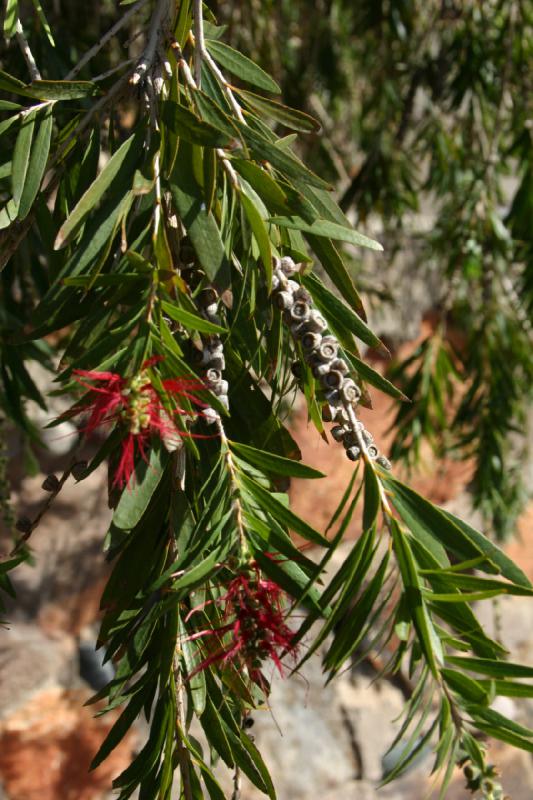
[182,268,228,424]
[272,256,391,469]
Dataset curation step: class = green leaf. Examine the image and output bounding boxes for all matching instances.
[440,508,532,588]
[391,519,443,676]
[385,476,490,567]
[30,0,55,45]
[238,124,329,189]
[305,235,365,316]
[3,0,18,38]
[161,99,231,147]
[230,440,324,479]
[161,301,226,334]
[24,80,98,100]
[271,216,383,251]
[113,445,169,530]
[240,191,272,287]
[236,88,320,133]
[345,350,408,400]
[12,109,36,208]
[206,39,281,94]
[446,656,533,680]
[90,691,146,770]
[239,472,329,547]
[169,141,231,291]
[17,105,53,220]
[303,272,384,352]
[441,668,489,704]
[54,129,143,248]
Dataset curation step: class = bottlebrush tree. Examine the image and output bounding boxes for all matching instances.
[1,2,533,799]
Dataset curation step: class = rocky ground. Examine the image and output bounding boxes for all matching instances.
[1,335,532,800]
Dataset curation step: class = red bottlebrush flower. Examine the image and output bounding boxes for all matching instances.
[71,359,207,487]
[187,563,298,688]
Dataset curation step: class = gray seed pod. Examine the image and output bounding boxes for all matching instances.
[280,256,298,276]
[376,455,392,470]
[304,309,327,332]
[206,368,222,384]
[271,274,281,292]
[332,407,351,425]
[322,369,345,390]
[293,286,311,303]
[340,379,361,404]
[203,407,219,425]
[286,279,300,295]
[342,430,358,448]
[331,425,347,442]
[367,444,379,460]
[205,355,224,372]
[276,291,294,310]
[218,395,229,410]
[346,446,361,462]
[312,361,331,379]
[289,300,310,324]
[213,379,229,396]
[274,268,287,287]
[316,337,338,363]
[330,358,349,375]
[301,331,322,352]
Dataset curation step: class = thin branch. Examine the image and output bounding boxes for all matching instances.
[65,0,149,79]
[131,0,171,86]
[15,19,41,81]
[200,46,246,124]
[173,662,194,800]
[216,416,248,555]
[193,0,205,88]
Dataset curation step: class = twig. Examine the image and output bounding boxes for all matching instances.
[216,416,248,555]
[174,659,194,800]
[15,19,41,81]
[174,44,242,188]
[231,766,242,800]
[10,460,76,556]
[91,59,135,83]
[131,0,171,86]
[65,0,149,79]
[193,0,205,88]
[200,46,246,124]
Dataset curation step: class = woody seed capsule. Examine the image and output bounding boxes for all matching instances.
[331,425,346,442]
[322,369,345,390]
[346,446,361,462]
[317,337,338,362]
[301,332,322,352]
[340,379,361,404]
[276,291,294,310]
[280,256,297,276]
[367,444,379,459]
[289,301,310,323]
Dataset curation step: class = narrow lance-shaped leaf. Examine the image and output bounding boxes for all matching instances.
[18,105,53,220]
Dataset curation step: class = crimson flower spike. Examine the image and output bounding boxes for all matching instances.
[187,562,299,689]
[70,357,208,488]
